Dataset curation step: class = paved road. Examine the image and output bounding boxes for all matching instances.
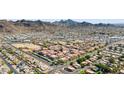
[3,38,124,74]
[5,42,54,73]
[0,55,18,74]
[3,41,106,74]
[5,42,50,65]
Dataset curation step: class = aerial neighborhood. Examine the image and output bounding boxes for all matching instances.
[0,19,124,74]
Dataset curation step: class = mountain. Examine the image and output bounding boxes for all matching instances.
[94,23,115,27]
[53,19,115,27]
[0,20,19,33]
[0,19,122,33]
[14,19,53,26]
[113,23,124,27]
[0,20,58,33]
[53,19,94,27]
[53,19,80,26]
[80,21,93,26]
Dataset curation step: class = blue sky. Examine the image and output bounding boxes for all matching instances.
[40,19,124,24]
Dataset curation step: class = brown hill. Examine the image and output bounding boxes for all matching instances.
[0,20,18,33]
[0,20,62,33]
[0,19,123,36]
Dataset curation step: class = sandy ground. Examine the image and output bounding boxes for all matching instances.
[12,43,41,50]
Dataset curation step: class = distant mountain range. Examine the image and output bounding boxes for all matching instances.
[53,19,118,27]
[0,19,124,33]
[13,19,124,27]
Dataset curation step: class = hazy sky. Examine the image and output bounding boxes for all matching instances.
[40,19,124,24]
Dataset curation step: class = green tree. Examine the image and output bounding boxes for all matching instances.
[77,57,86,64]
[95,63,112,73]
[8,70,13,74]
[79,69,86,74]
[85,55,90,59]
